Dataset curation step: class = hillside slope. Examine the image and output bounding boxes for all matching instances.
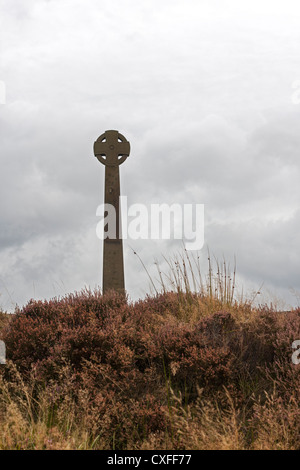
[0,290,299,450]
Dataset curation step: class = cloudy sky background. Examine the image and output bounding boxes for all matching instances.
[0,0,300,311]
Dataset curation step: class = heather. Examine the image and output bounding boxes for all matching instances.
[0,285,299,450]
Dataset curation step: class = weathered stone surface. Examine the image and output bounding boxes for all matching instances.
[94,130,130,294]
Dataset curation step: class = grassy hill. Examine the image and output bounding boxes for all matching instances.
[0,312,10,331]
[0,285,299,450]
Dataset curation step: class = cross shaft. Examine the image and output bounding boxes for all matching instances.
[94,130,130,295]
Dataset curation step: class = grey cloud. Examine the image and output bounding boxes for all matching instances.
[0,0,300,310]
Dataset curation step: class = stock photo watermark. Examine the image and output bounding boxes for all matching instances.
[96,198,205,251]
[0,81,6,105]
[1,338,298,367]
[292,340,300,365]
[291,80,300,104]
[0,341,6,365]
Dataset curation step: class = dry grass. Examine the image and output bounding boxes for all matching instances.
[0,255,299,450]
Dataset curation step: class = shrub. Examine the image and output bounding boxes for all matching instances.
[0,289,299,449]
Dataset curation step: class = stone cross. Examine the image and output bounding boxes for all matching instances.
[94,130,130,294]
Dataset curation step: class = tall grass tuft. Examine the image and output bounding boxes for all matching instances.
[0,281,299,449]
[134,248,258,323]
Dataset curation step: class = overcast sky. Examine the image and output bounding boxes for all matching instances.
[0,0,300,311]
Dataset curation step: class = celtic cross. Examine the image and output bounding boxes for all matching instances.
[94,130,130,294]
